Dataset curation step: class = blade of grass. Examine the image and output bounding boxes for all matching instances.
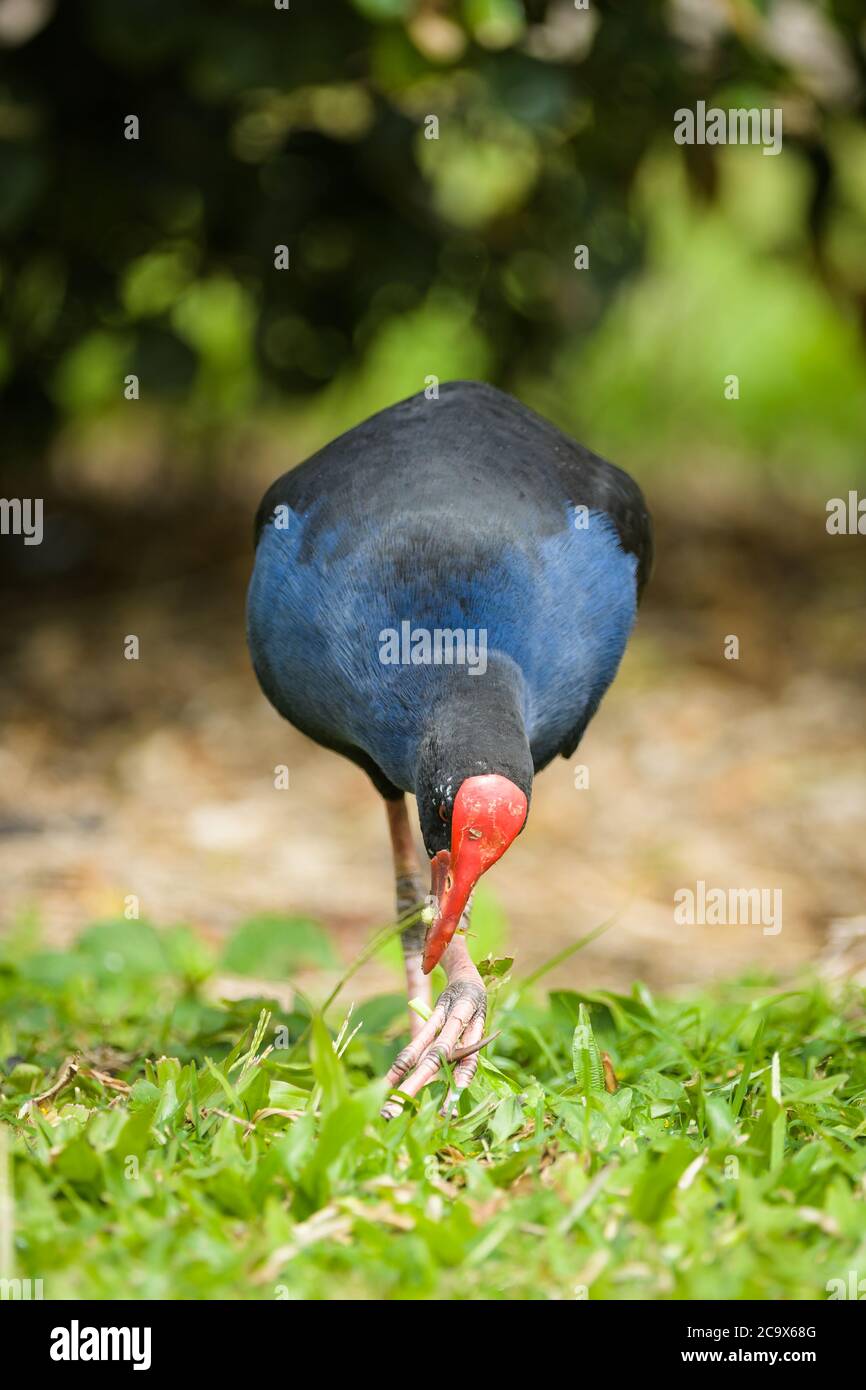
[732,1017,766,1118]
[769,1050,786,1172]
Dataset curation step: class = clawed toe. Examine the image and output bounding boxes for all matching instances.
[380,975,489,1120]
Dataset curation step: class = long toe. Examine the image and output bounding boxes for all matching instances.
[381,977,487,1119]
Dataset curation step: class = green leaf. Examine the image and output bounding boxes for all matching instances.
[636,1070,687,1103]
[310,1015,345,1114]
[55,1135,102,1187]
[77,920,169,980]
[572,1004,605,1096]
[488,1151,530,1188]
[630,1142,694,1224]
[113,1101,157,1160]
[18,952,84,988]
[705,1095,736,1146]
[222,915,338,979]
[489,1095,524,1145]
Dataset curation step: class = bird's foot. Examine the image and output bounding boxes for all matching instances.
[381,953,489,1120]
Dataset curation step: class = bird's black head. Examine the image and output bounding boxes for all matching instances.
[415,736,532,860]
[414,662,533,972]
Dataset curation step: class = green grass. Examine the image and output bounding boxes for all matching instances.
[1,915,864,1301]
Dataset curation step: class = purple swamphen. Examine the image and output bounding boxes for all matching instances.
[247,381,652,1114]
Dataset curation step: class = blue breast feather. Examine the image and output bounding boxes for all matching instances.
[246,503,638,790]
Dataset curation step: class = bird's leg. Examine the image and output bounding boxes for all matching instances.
[385,796,431,1038]
[381,903,487,1120]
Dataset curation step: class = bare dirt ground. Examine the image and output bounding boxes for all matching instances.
[1,492,864,1001]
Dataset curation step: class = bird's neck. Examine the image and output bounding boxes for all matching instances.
[414,653,534,807]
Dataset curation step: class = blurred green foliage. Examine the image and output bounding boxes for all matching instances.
[221,912,339,976]
[1,0,865,484]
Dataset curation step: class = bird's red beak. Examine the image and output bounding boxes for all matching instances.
[422,774,528,974]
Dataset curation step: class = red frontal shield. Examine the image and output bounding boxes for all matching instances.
[423,774,528,973]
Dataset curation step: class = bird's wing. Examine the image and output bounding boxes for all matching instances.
[547,436,654,603]
[546,453,653,763]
